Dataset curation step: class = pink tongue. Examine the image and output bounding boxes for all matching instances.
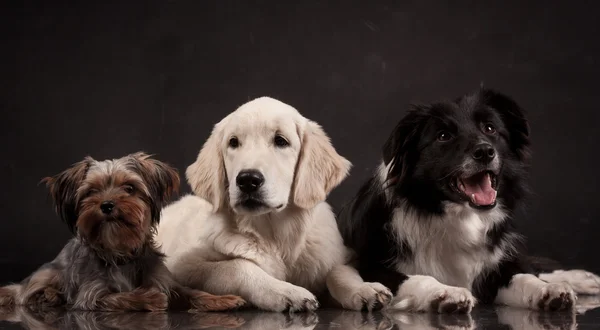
[461,173,496,205]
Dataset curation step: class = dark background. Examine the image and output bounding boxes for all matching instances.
[1,0,598,283]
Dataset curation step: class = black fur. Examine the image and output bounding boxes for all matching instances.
[338,88,542,304]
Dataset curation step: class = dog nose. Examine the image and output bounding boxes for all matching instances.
[236,170,265,193]
[472,143,496,163]
[100,201,115,214]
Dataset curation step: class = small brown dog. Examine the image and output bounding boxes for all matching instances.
[0,152,245,312]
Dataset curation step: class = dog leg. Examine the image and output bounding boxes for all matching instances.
[91,288,168,312]
[189,259,319,312]
[390,275,476,313]
[171,286,246,312]
[326,264,392,311]
[12,268,64,309]
[539,269,600,295]
[496,274,575,311]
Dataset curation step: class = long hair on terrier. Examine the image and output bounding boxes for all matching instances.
[0,152,245,312]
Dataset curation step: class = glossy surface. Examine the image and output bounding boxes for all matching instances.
[1,295,599,330]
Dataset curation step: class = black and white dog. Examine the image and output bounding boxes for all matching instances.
[337,88,600,313]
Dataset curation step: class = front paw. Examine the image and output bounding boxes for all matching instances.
[390,276,476,313]
[532,283,575,311]
[346,282,393,311]
[540,270,600,295]
[139,289,168,311]
[252,283,319,313]
[189,292,246,312]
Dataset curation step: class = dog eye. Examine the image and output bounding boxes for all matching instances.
[228,137,240,149]
[483,123,497,134]
[123,185,135,194]
[274,135,290,148]
[437,131,452,142]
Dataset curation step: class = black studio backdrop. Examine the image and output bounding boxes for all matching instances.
[1,0,599,283]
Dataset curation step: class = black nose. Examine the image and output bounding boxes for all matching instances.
[100,201,115,214]
[472,143,496,163]
[236,170,265,193]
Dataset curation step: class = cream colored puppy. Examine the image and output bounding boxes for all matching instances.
[156,97,391,312]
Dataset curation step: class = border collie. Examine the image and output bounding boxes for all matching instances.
[337,88,599,313]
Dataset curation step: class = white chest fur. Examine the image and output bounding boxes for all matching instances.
[391,203,508,290]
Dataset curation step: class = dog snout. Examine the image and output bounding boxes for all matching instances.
[100,201,115,214]
[472,143,496,163]
[236,169,265,193]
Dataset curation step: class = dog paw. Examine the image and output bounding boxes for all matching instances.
[0,292,15,306]
[540,269,600,295]
[346,282,393,311]
[0,285,19,306]
[533,283,575,311]
[140,289,168,312]
[390,276,476,313]
[427,288,476,314]
[37,287,63,308]
[252,283,319,313]
[189,292,246,312]
[220,295,247,309]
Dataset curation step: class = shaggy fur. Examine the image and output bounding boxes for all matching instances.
[334,88,600,313]
[156,97,392,312]
[0,153,245,312]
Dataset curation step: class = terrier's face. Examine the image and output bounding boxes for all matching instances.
[43,153,179,257]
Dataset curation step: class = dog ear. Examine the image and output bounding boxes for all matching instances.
[41,157,93,233]
[186,123,228,212]
[129,152,181,224]
[481,89,531,162]
[382,108,426,185]
[292,121,351,209]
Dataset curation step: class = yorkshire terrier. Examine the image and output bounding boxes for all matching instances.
[0,152,245,312]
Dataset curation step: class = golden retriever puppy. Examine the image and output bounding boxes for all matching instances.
[155,97,392,312]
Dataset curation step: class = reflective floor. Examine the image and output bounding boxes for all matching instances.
[1,295,600,330]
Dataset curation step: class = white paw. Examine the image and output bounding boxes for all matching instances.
[345,282,393,311]
[531,282,576,311]
[389,275,476,313]
[251,282,319,313]
[539,269,600,295]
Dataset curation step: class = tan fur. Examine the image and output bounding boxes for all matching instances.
[16,268,63,307]
[157,97,387,312]
[186,122,228,212]
[292,121,351,209]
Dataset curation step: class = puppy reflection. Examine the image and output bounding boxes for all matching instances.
[177,312,318,330]
[496,306,576,330]
[0,306,61,330]
[576,295,600,315]
[328,311,474,330]
[0,306,170,330]
[0,153,244,312]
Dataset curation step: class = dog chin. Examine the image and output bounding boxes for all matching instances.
[231,198,287,216]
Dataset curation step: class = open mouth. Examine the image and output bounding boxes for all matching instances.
[451,171,498,209]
